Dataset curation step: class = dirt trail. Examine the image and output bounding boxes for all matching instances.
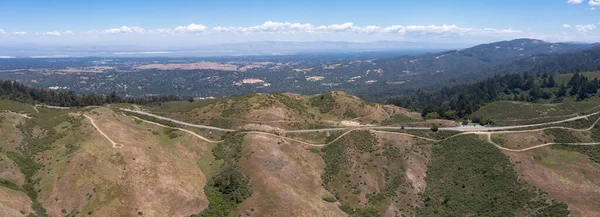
[107,110,600,152]
[483,133,600,152]
[4,111,32,119]
[129,116,224,143]
[84,115,124,148]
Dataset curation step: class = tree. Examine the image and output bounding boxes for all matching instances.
[187,97,195,102]
[547,75,556,88]
[430,125,439,132]
[556,84,567,98]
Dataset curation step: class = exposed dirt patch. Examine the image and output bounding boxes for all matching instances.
[502,131,554,149]
[0,112,26,152]
[0,153,25,186]
[505,147,600,217]
[37,108,211,216]
[0,187,33,216]
[237,134,346,217]
[376,132,431,216]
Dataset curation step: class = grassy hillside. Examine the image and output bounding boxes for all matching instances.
[0,105,218,216]
[471,97,600,125]
[420,135,568,216]
[1,89,599,216]
[146,91,422,131]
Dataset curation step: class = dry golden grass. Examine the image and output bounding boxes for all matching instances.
[0,112,26,152]
[0,187,33,216]
[0,153,25,186]
[500,131,554,149]
[505,147,600,217]
[36,107,212,216]
[237,134,347,217]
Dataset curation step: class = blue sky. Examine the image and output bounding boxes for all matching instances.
[0,0,599,47]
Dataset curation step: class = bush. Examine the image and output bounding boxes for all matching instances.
[419,135,530,216]
[322,196,337,202]
[194,133,252,217]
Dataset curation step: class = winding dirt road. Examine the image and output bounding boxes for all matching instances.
[117,111,600,152]
[84,115,124,148]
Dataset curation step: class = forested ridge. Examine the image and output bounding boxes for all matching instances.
[388,72,600,120]
[0,80,181,107]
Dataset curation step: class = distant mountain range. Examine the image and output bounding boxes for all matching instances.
[1,38,599,102]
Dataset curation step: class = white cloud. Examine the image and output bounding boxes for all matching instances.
[12,31,27,35]
[563,24,572,28]
[575,24,596,33]
[174,23,207,34]
[102,26,144,34]
[590,0,600,6]
[43,30,74,36]
[568,0,583,4]
[0,29,6,35]
[21,21,525,42]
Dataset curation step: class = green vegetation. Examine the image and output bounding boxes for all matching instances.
[0,178,23,191]
[343,109,358,118]
[320,136,347,185]
[378,129,460,140]
[491,134,507,146]
[273,93,310,116]
[321,131,411,216]
[380,114,414,125]
[0,100,36,114]
[322,196,337,202]
[5,108,79,217]
[194,133,252,217]
[163,128,180,139]
[552,144,600,164]
[348,131,376,152]
[544,129,581,143]
[391,72,600,122]
[0,80,180,107]
[592,125,600,141]
[420,135,568,216]
[310,93,335,113]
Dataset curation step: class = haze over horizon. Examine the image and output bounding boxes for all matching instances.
[1,0,599,52]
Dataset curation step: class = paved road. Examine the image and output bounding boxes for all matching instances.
[120,108,600,133]
[121,108,236,132]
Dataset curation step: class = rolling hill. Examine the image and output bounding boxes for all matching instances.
[1,89,599,216]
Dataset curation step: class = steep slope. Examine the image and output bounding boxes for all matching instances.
[0,105,214,216]
[146,91,422,131]
[235,133,346,216]
[1,90,600,216]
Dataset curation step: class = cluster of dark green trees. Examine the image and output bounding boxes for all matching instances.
[0,80,180,107]
[389,72,600,120]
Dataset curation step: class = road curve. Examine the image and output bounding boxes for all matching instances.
[121,108,236,132]
[118,110,600,152]
[121,108,600,133]
[84,115,124,148]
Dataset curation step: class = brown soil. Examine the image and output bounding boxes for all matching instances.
[0,153,25,186]
[0,187,33,216]
[502,131,554,149]
[37,108,211,216]
[505,147,600,217]
[0,112,26,152]
[237,134,346,217]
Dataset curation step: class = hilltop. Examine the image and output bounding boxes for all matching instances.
[0,88,599,216]
[142,91,427,131]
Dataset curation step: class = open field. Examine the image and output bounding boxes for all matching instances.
[471,97,600,125]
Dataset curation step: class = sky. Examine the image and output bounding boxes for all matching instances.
[0,0,599,48]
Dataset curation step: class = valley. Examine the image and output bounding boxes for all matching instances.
[1,90,600,216]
